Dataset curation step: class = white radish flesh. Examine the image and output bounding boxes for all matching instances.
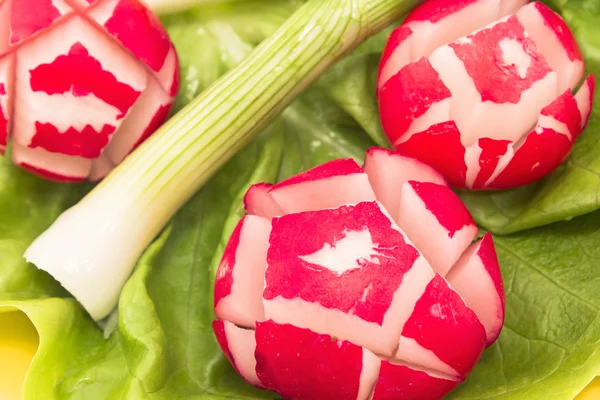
[214,215,271,329]
[447,233,505,344]
[269,159,376,214]
[212,320,261,386]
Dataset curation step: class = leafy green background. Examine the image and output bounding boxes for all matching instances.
[1,0,600,399]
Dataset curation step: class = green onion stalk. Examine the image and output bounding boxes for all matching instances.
[144,0,244,16]
[25,0,420,321]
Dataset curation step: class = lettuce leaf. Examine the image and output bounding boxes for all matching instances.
[0,1,600,400]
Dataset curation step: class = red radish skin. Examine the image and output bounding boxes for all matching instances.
[371,361,462,400]
[213,148,505,399]
[378,0,594,190]
[378,57,451,145]
[0,0,179,182]
[255,321,380,400]
[447,233,505,344]
[214,215,271,329]
[269,159,376,214]
[399,275,487,376]
[395,121,468,188]
[243,183,284,220]
[471,138,512,189]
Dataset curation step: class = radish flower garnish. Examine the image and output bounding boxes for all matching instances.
[378,0,596,190]
[0,0,179,182]
[213,147,506,400]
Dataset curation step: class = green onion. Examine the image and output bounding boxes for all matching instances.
[146,0,247,16]
[25,0,420,321]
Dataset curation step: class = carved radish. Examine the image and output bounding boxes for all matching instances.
[378,0,596,190]
[213,147,506,399]
[0,0,179,182]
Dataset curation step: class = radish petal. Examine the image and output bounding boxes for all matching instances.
[363,147,447,223]
[255,320,381,400]
[269,159,376,214]
[400,275,486,376]
[263,201,435,356]
[212,320,261,387]
[371,360,462,400]
[12,144,91,182]
[397,181,477,276]
[214,215,271,329]
[244,183,284,220]
[447,233,505,345]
